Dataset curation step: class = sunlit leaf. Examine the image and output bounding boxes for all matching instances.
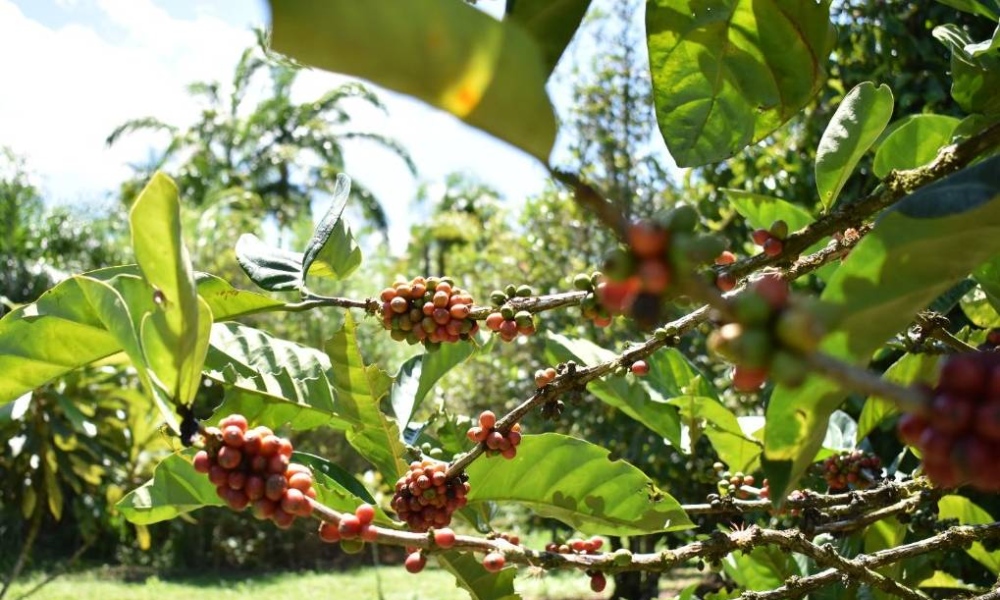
[301,173,362,283]
[391,342,476,429]
[436,551,521,600]
[872,114,961,178]
[466,433,692,536]
[938,495,1000,574]
[505,0,591,75]
[117,450,222,524]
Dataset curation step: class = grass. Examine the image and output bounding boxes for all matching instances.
[2,564,607,600]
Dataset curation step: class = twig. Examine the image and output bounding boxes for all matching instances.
[805,351,930,415]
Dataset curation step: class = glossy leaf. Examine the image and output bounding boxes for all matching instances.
[938,495,1000,573]
[118,450,222,524]
[301,173,362,283]
[934,24,1000,116]
[764,155,1000,500]
[234,233,303,292]
[933,0,1000,20]
[974,255,1000,316]
[391,342,476,429]
[815,82,894,210]
[130,172,207,406]
[961,284,1000,327]
[872,114,961,178]
[325,313,408,482]
[545,333,683,446]
[436,551,521,600]
[645,0,835,166]
[205,384,352,432]
[669,396,762,473]
[723,546,798,591]
[269,0,557,161]
[466,433,692,536]
[505,0,591,75]
[290,451,392,522]
[0,267,285,408]
[724,190,815,233]
[917,571,979,591]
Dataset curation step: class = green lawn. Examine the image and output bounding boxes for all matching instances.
[3,565,609,600]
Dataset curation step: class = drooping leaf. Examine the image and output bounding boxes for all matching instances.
[466,433,693,536]
[391,342,476,429]
[669,396,762,473]
[325,313,408,483]
[764,155,1000,500]
[938,495,1000,573]
[857,352,940,440]
[130,172,208,406]
[436,550,521,600]
[234,233,303,292]
[872,114,961,178]
[505,0,591,76]
[269,0,557,162]
[117,450,222,524]
[645,0,835,166]
[545,333,684,447]
[815,82,894,210]
[724,190,815,233]
[0,267,286,408]
[301,173,362,283]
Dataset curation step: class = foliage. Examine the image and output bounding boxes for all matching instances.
[5,2,1000,600]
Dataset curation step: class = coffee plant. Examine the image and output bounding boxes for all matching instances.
[4,1,1000,598]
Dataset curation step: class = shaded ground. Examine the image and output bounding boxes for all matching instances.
[3,565,703,600]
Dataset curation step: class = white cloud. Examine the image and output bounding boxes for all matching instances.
[0,0,548,256]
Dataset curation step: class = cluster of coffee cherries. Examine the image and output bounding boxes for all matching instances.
[821,450,881,492]
[714,250,738,292]
[713,462,757,499]
[898,352,1000,491]
[466,410,522,459]
[391,459,470,531]
[546,537,606,592]
[751,219,788,258]
[192,414,316,528]
[401,527,457,574]
[708,273,827,392]
[572,272,613,327]
[484,285,536,342]
[317,502,379,555]
[379,276,478,348]
[599,206,724,328]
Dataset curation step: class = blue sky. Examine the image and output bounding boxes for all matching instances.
[0,0,556,252]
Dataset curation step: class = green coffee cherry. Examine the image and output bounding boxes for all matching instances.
[490,290,509,306]
[574,273,593,291]
[504,284,517,297]
[500,304,515,320]
[516,284,533,297]
[663,204,699,232]
[514,311,533,328]
[769,219,789,239]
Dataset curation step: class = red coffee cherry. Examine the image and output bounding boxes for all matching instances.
[482,552,506,572]
[318,521,341,543]
[434,527,456,549]
[405,551,427,574]
[339,514,363,539]
[630,360,649,376]
[355,503,376,526]
[590,572,607,593]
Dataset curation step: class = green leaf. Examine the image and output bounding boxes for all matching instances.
[815,82,894,210]
[724,190,815,233]
[974,255,1000,316]
[961,283,1000,327]
[436,551,521,600]
[645,0,835,167]
[935,24,1000,116]
[872,114,961,178]
[117,450,222,524]
[130,172,208,406]
[933,0,1000,20]
[269,0,557,162]
[765,155,1000,500]
[391,343,476,429]
[0,267,285,408]
[857,352,940,440]
[466,433,693,536]
[722,546,798,591]
[938,495,1000,574]
[234,233,303,292]
[505,0,591,75]
[917,571,978,591]
[291,451,388,520]
[301,173,362,283]
[668,396,762,473]
[545,333,683,447]
[325,313,408,483]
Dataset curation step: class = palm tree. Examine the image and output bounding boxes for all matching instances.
[107,29,415,236]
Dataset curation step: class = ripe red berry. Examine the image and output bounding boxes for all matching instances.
[355,503,376,526]
[405,551,427,574]
[627,222,668,259]
[281,488,310,517]
[715,251,737,265]
[732,366,768,392]
[763,237,784,257]
[479,410,497,430]
[434,528,456,549]
[751,229,772,246]
[216,446,242,470]
[318,521,341,543]
[219,414,248,432]
[939,355,988,397]
[192,451,211,474]
[630,360,649,376]
[287,471,313,493]
[590,572,607,593]
[716,272,737,292]
[339,514,363,538]
[482,552,506,572]
[930,393,975,434]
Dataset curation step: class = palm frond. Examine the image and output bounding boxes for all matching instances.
[339,132,417,176]
[105,117,178,147]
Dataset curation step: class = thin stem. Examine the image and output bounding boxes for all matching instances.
[805,351,930,415]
